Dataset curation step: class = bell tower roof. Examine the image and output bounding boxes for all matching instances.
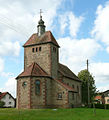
[23,31,60,47]
[37,9,46,36]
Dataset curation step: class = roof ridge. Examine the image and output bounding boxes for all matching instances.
[59,63,67,68]
[58,69,65,76]
[0,92,8,100]
[48,31,52,40]
[58,63,81,82]
[31,62,35,76]
[16,62,49,78]
[34,62,49,75]
[54,79,76,92]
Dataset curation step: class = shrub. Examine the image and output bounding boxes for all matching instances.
[0,101,5,108]
[95,104,104,109]
[91,103,109,109]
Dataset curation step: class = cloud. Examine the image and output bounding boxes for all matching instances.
[1,72,14,78]
[0,77,16,97]
[0,72,16,97]
[90,62,109,83]
[87,1,109,92]
[0,41,20,56]
[97,85,109,92]
[59,13,69,34]
[59,12,84,37]
[69,12,84,37]
[58,37,101,73]
[0,0,62,57]
[91,2,109,46]
[0,0,62,37]
[106,46,109,53]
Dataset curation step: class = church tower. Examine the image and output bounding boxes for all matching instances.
[23,14,59,79]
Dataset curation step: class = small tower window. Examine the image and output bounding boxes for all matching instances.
[32,48,34,52]
[35,80,41,95]
[36,48,38,52]
[39,47,41,51]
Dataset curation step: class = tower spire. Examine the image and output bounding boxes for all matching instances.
[40,9,43,19]
[37,9,46,36]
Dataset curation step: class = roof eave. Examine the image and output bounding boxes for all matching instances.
[16,75,52,79]
[64,76,82,82]
[23,42,60,48]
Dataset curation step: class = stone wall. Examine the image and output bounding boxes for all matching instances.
[63,77,81,106]
[46,78,52,106]
[24,43,59,79]
[30,77,53,108]
[24,44,51,76]
[51,44,59,79]
[16,77,31,109]
[17,76,81,109]
[51,80,69,108]
[68,92,74,107]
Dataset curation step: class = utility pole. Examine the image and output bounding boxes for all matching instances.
[87,59,90,107]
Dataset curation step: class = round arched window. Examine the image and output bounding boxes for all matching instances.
[35,80,40,95]
[22,81,27,87]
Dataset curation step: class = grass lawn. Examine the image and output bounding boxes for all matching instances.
[0,108,109,120]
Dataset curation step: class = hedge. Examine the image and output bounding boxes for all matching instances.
[0,101,5,108]
[91,104,109,109]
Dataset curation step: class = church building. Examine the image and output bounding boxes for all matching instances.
[16,14,82,109]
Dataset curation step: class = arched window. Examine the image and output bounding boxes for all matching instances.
[22,81,27,88]
[35,80,41,95]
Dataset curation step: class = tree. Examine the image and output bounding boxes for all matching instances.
[78,69,96,105]
[0,101,5,108]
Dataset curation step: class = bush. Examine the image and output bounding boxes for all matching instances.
[91,103,109,109]
[0,101,5,108]
[95,104,104,109]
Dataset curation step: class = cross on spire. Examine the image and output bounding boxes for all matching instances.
[40,9,43,19]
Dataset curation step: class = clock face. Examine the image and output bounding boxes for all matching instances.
[22,81,27,87]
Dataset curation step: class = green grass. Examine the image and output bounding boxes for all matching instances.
[0,108,109,120]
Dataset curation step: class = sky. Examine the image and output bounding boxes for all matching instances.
[0,0,109,97]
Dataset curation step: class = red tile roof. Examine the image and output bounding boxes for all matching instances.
[0,92,15,100]
[16,62,49,78]
[54,79,77,92]
[0,92,7,100]
[94,95,102,100]
[58,63,81,82]
[23,31,59,47]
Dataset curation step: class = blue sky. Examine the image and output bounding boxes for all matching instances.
[0,0,109,97]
